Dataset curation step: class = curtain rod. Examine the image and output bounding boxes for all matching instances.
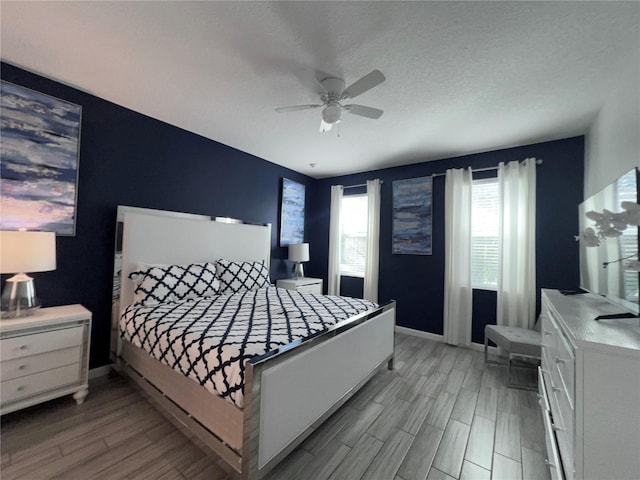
[343,180,385,189]
[430,158,543,178]
[342,158,542,187]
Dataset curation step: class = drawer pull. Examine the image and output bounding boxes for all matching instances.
[552,424,564,432]
[554,356,568,364]
[19,345,28,350]
[18,364,26,370]
[543,330,553,336]
[551,386,562,393]
[16,386,25,392]
[544,459,555,468]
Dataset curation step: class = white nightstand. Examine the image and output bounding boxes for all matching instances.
[276,277,323,295]
[1,304,92,415]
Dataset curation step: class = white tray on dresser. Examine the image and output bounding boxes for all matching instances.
[539,289,640,480]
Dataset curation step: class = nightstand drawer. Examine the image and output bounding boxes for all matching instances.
[1,346,82,381]
[1,325,83,361]
[296,283,322,294]
[276,278,323,295]
[1,363,81,405]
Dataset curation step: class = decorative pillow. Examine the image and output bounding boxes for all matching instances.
[129,262,220,306]
[216,260,270,295]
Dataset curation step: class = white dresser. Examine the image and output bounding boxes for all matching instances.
[276,277,323,295]
[539,289,640,480]
[1,305,92,414]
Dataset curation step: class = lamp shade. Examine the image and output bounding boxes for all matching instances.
[288,243,310,263]
[0,231,56,274]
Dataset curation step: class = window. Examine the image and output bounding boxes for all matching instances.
[471,178,499,290]
[340,194,368,277]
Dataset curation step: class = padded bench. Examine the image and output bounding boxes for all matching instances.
[484,324,541,390]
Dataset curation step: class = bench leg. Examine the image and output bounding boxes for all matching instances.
[507,353,539,391]
[485,336,503,365]
[484,335,489,363]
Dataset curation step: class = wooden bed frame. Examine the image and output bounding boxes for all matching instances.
[112,210,396,479]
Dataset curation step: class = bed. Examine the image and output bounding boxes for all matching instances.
[112,210,396,479]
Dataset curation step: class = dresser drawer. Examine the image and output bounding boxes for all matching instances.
[542,405,565,480]
[1,346,82,381]
[1,363,81,405]
[538,367,551,412]
[540,312,558,370]
[540,313,557,350]
[553,332,575,407]
[1,325,83,361]
[550,386,574,479]
[542,368,563,425]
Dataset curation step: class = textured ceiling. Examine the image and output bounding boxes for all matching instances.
[1,1,638,178]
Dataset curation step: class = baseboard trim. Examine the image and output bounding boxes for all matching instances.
[395,325,498,354]
[89,365,113,380]
[395,325,444,342]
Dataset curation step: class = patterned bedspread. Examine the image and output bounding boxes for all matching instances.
[119,287,377,408]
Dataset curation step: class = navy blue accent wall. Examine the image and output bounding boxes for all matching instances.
[339,276,364,299]
[0,62,584,365]
[1,62,315,368]
[308,137,584,343]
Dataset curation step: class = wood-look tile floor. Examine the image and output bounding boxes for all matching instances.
[1,333,550,480]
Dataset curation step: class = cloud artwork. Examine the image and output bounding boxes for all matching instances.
[1,81,82,235]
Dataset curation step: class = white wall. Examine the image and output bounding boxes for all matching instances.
[584,57,640,197]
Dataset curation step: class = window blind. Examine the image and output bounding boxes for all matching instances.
[471,178,499,289]
[340,195,368,277]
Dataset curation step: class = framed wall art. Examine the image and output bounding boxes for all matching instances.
[0,81,82,236]
[279,178,305,246]
[392,176,433,255]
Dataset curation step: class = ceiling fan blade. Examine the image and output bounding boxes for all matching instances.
[342,70,385,99]
[343,104,384,119]
[275,104,323,113]
[320,119,333,133]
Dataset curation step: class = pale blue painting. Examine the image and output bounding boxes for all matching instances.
[0,81,82,235]
[280,178,305,246]
[392,176,432,255]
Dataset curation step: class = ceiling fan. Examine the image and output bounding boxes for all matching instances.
[275,70,385,132]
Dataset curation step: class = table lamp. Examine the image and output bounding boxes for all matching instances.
[288,243,309,279]
[1,230,56,318]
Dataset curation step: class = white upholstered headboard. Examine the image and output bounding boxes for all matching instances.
[120,211,272,311]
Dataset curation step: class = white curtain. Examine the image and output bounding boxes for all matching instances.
[364,179,381,302]
[328,185,344,295]
[497,159,537,329]
[443,168,473,346]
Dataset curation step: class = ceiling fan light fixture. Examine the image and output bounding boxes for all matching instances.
[322,104,342,124]
[275,70,385,131]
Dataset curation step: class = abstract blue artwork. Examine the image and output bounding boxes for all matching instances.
[0,81,82,235]
[392,176,433,255]
[280,178,305,246]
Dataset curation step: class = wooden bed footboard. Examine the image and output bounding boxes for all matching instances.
[116,301,395,479]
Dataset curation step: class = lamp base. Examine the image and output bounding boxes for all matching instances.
[292,262,305,280]
[1,273,41,319]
